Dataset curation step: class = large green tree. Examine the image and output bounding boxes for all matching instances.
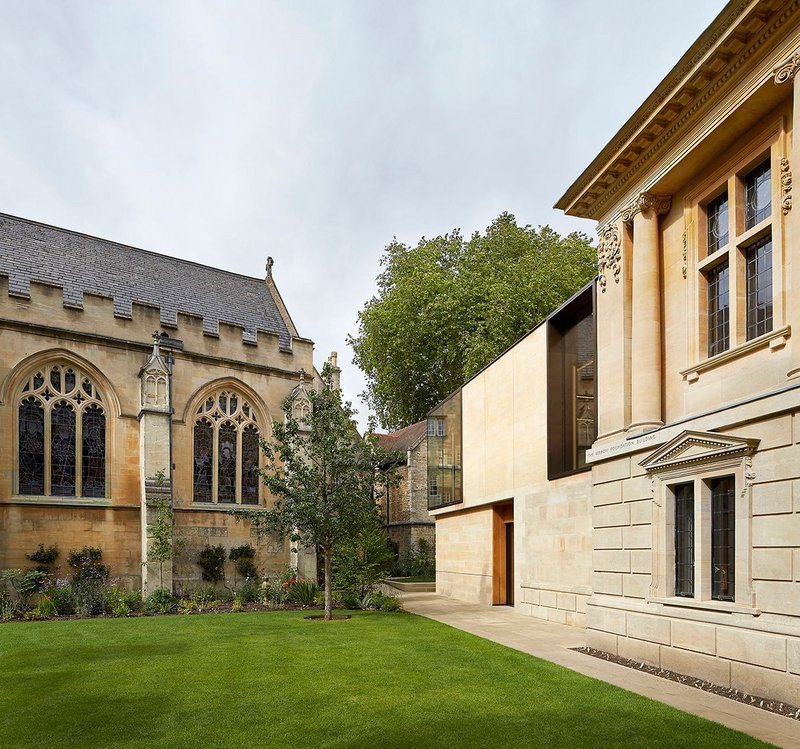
[349,213,596,429]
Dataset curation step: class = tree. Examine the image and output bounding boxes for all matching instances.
[232,364,388,621]
[147,498,186,590]
[349,213,596,429]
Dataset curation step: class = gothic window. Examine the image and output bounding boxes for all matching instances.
[192,389,261,504]
[17,364,107,498]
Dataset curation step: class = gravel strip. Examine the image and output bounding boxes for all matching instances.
[573,646,800,722]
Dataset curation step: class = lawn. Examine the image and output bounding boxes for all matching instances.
[0,611,769,749]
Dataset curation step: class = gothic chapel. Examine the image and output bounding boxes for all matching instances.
[0,213,322,593]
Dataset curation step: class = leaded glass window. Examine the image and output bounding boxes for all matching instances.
[711,477,736,601]
[16,363,106,497]
[744,159,771,229]
[707,261,730,357]
[674,483,694,598]
[706,193,729,255]
[192,389,260,504]
[745,235,773,341]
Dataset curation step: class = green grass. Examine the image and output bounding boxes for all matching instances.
[0,611,768,749]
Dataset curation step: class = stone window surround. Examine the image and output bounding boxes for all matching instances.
[648,454,758,617]
[191,388,263,506]
[12,361,109,501]
[682,116,788,381]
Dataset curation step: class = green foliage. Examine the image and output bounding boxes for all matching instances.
[196,545,227,583]
[238,578,260,604]
[28,593,58,620]
[48,584,78,616]
[67,547,110,585]
[66,547,110,616]
[146,498,185,589]
[286,578,319,605]
[403,539,435,577]
[360,591,402,612]
[229,544,258,580]
[26,543,60,573]
[145,588,178,614]
[333,518,393,599]
[1,569,48,616]
[349,213,597,428]
[230,364,392,620]
[107,588,142,618]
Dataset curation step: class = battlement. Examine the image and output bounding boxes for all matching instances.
[0,275,314,370]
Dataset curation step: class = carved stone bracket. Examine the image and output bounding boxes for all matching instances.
[774,51,800,85]
[742,455,756,498]
[597,222,621,293]
[621,192,672,223]
[781,157,792,214]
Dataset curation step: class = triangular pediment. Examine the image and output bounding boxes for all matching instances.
[640,430,759,473]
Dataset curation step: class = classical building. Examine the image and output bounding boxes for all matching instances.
[374,421,435,561]
[432,0,800,706]
[0,212,321,593]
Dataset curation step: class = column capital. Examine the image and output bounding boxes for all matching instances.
[774,50,800,85]
[622,193,671,223]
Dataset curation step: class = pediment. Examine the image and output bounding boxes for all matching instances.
[640,430,759,473]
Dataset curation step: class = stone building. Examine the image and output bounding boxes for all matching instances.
[430,283,595,619]
[0,212,320,593]
[432,0,800,706]
[374,421,435,561]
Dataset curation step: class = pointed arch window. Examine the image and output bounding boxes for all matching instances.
[192,389,261,505]
[17,364,107,498]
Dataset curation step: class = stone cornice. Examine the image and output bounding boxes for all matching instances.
[621,193,672,223]
[555,0,800,220]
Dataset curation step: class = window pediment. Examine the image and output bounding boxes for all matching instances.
[640,430,758,473]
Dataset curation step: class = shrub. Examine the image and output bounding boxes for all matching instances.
[178,599,198,615]
[49,582,78,616]
[190,584,218,607]
[107,588,140,617]
[333,520,393,599]
[229,544,258,580]
[396,539,435,578]
[30,594,58,619]
[196,545,227,584]
[339,592,361,610]
[1,568,48,615]
[67,547,110,585]
[238,578,260,604]
[286,578,319,605]
[145,588,178,614]
[27,544,60,575]
[362,591,402,612]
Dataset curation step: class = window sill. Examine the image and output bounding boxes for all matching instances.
[680,325,790,383]
[7,496,113,507]
[648,596,760,616]
[187,502,262,512]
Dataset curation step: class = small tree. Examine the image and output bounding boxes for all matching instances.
[333,517,393,600]
[147,498,185,590]
[232,364,389,620]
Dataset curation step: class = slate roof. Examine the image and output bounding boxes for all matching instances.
[374,420,427,458]
[0,213,292,348]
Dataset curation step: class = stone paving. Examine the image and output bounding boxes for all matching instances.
[400,592,800,749]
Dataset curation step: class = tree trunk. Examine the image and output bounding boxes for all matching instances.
[323,546,333,621]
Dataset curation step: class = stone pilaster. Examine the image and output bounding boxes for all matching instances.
[775,52,800,379]
[138,335,173,595]
[626,193,670,432]
[595,219,631,439]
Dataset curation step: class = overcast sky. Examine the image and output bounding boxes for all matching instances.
[1,0,724,429]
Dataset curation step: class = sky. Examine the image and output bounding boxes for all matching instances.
[0,0,725,430]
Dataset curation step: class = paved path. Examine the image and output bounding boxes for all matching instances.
[400,592,800,749]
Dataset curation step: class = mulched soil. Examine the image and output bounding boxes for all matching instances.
[573,646,800,722]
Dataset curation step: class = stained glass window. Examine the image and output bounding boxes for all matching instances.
[51,402,76,496]
[241,425,260,505]
[193,389,260,504]
[218,422,237,503]
[18,397,45,495]
[82,405,106,498]
[16,363,106,498]
[193,419,213,502]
